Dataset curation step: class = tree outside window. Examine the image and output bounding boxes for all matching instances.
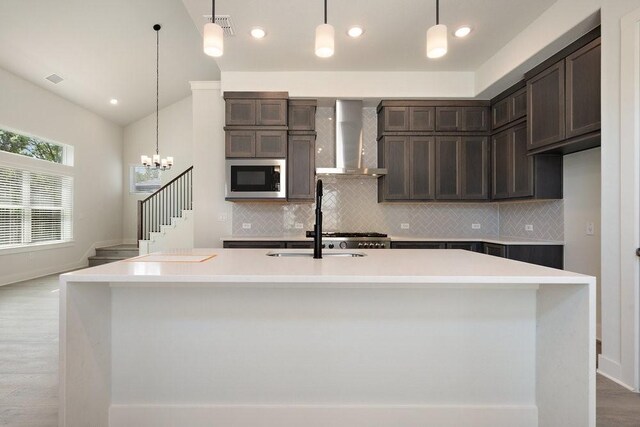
[0,129,66,164]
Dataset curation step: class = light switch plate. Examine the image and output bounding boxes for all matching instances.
[586,222,595,236]
[472,223,481,230]
[242,223,251,229]
[400,223,410,229]
[525,225,534,232]
[294,223,304,229]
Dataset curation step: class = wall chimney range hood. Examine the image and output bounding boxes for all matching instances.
[316,100,387,177]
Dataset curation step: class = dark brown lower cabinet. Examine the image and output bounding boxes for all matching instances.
[446,242,482,252]
[391,242,446,249]
[287,134,315,200]
[285,241,314,249]
[483,243,564,269]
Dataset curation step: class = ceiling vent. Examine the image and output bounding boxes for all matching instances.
[204,15,235,36]
[45,74,64,84]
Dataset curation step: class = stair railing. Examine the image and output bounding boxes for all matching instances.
[137,166,193,244]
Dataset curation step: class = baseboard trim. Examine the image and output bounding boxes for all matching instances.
[597,364,636,392]
[109,404,538,427]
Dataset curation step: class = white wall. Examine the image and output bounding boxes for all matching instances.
[0,67,123,286]
[191,82,232,247]
[564,148,601,338]
[122,96,193,242]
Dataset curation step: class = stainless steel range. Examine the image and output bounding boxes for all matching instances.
[306,231,391,249]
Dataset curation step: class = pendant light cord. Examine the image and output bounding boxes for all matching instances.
[212,0,215,24]
[435,0,439,25]
[155,25,160,156]
[324,0,327,24]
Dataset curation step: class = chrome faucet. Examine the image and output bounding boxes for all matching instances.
[313,179,323,259]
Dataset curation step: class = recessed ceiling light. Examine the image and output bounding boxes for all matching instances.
[250,27,266,39]
[454,26,472,38]
[347,26,364,38]
[110,98,118,105]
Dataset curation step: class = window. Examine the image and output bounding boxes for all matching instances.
[0,128,72,165]
[130,165,161,193]
[0,166,73,248]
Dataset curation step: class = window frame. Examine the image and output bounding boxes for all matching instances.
[0,125,74,166]
[129,164,162,194]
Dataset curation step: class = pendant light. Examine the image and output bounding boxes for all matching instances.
[204,0,223,57]
[141,25,173,171]
[426,0,447,59]
[315,0,334,58]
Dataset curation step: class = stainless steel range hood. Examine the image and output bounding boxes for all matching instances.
[316,100,387,177]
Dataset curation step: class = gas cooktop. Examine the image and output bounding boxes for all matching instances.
[305,231,390,249]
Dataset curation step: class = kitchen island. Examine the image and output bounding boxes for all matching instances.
[59,248,595,427]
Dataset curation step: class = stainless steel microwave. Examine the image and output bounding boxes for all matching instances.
[225,159,286,199]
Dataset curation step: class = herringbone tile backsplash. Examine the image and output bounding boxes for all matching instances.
[232,107,564,241]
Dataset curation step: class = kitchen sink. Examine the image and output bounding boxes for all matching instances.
[266,251,366,258]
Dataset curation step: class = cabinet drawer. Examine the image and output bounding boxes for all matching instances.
[285,241,314,249]
[391,241,446,249]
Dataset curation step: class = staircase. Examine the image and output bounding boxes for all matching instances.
[88,244,139,266]
[137,166,193,255]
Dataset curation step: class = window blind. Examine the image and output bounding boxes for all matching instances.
[0,166,73,248]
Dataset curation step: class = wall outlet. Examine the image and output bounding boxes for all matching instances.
[400,223,410,229]
[471,223,481,230]
[525,224,534,232]
[294,222,304,229]
[242,223,252,229]
[586,222,595,236]
[217,213,227,222]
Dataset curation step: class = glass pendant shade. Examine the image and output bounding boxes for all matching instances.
[203,22,224,57]
[426,24,448,58]
[315,23,335,58]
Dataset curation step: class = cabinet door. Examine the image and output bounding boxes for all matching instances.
[492,130,510,199]
[435,136,461,199]
[285,241,314,249]
[527,61,565,149]
[511,88,527,121]
[462,107,489,131]
[256,131,287,158]
[492,98,510,130]
[391,242,446,249]
[225,131,256,157]
[510,123,534,198]
[409,107,435,131]
[225,99,256,126]
[566,39,601,138]
[384,107,409,131]
[287,135,315,200]
[461,136,489,200]
[288,104,316,130]
[409,136,435,199]
[381,137,410,200]
[256,99,287,126]
[484,243,507,257]
[435,107,462,131]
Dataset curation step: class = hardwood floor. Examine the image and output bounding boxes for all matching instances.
[1,273,639,426]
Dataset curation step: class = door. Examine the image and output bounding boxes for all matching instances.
[409,107,435,131]
[287,135,315,200]
[256,131,287,158]
[484,243,507,257]
[492,97,510,130]
[510,123,534,198]
[566,38,601,138]
[225,99,256,126]
[226,131,256,158]
[492,129,510,199]
[383,107,409,131]
[435,136,461,199]
[381,137,410,200]
[462,107,489,131]
[409,136,435,199]
[435,107,462,131]
[256,99,287,126]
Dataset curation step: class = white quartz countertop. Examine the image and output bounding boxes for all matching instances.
[62,248,591,286]
[221,235,564,245]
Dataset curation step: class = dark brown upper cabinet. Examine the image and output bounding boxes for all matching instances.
[525,31,600,154]
[435,136,461,199]
[378,136,435,201]
[226,130,256,157]
[492,122,562,200]
[435,107,461,132]
[225,99,256,126]
[383,107,410,131]
[287,134,315,200]
[288,100,316,131]
[378,136,411,200]
[566,38,601,139]
[256,99,287,126]
[527,60,566,150]
[256,131,287,158]
[462,107,490,132]
[409,107,435,131]
[435,136,489,200]
[492,87,527,130]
